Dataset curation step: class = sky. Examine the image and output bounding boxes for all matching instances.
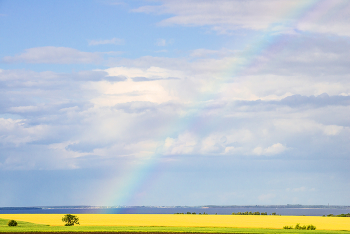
[1,0,350,207]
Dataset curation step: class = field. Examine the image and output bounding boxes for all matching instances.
[0,214,349,233]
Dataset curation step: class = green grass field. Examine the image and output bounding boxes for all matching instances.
[1,218,350,234]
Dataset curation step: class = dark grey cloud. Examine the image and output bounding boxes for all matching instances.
[234,94,350,109]
[104,75,127,82]
[280,93,350,107]
[114,101,158,113]
[113,101,182,114]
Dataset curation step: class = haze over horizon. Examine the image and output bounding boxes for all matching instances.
[1,0,350,207]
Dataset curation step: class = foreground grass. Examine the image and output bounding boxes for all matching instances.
[1,224,350,234]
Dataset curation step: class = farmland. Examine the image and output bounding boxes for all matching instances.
[0,214,349,233]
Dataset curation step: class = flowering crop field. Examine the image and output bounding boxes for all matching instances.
[0,214,349,231]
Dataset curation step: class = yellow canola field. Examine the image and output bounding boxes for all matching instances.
[0,214,349,231]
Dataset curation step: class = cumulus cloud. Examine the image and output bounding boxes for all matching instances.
[164,132,198,155]
[2,47,102,64]
[253,143,287,156]
[2,35,350,170]
[0,118,49,146]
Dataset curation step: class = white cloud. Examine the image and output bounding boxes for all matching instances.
[2,32,350,170]
[2,47,102,64]
[253,143,287,156]
[107,35,350,102]
[87,66,184,106]
[264,143,287,155]
[133,0,350,35]
[273,119,345,137]
[323,125,343,136]
[0,118,49,146]
[164,132,197,155]
[89,38,124,46]
[297,0,350,36]
[200,135,224,154]
[133,0,299,32]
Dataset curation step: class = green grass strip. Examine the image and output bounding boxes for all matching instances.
[1,218,349,234]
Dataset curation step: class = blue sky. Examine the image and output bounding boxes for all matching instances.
[1,0,350,207]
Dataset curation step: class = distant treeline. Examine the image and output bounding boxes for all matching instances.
[174,211,279,215]
[0,207,42,210]
[231,211,277,215]
[175,212,209,215]
[325,213,350,217]
[205,205,350,209]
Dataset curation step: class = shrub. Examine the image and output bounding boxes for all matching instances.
[295,223,306,229]
[307,224,316,230]
[284,223,316,230]
[62,214,80,226]
[8,220,18,226]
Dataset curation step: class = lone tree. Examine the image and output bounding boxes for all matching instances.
[62,214,80,226]
[8,220,18,226]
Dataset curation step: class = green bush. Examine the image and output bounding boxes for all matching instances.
[8,220,18,226]
[283,225,293,229]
